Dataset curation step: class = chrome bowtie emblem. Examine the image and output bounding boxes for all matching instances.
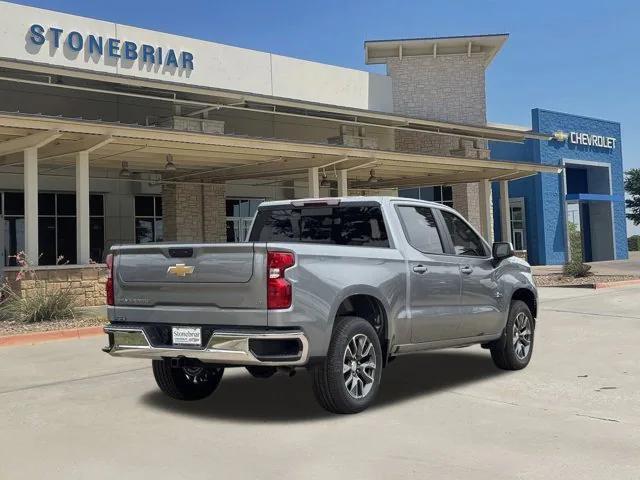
[167,263,195,277]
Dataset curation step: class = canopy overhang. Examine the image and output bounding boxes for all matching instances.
[0,60,549,144]
[0,112,561,189]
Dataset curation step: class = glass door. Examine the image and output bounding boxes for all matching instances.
[509,199,527,251]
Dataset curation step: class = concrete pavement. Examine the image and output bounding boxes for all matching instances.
[533,251,640,276]
[2,286,639,479]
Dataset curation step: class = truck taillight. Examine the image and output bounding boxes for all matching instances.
[267,251,295,310]
[106,254,114,306]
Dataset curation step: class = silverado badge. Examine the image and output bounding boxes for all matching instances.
[167,263,195,277]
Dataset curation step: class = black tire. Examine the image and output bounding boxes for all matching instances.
[246,366,277,379]
[152,360,224,401]
[490,300,535,370]
[311,316,383,414]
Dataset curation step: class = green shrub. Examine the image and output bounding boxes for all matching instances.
[0,284,78,323]
[567,221,583,262]
[562,261,592,278]
[628,235,640,252]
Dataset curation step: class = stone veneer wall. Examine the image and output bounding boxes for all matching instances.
[386,54,490,230]
[5,265,108,307]
[203,184,227,242]
[163,182,226,243]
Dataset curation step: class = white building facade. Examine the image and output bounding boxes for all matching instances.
[0,2,558,304]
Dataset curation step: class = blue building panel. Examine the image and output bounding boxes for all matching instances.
[490,108,627,265]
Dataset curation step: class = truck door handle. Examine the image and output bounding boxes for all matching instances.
[412,265,428,274]
[460,265,473,275]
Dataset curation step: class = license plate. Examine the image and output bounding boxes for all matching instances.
[172,326,201,346]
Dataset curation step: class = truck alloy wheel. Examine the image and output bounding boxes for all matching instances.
[343,334,377,399]
[512,312,532,361]
[311,316,383,414]
[490,300,535,370]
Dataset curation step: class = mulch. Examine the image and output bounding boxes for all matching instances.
[534,274,640,288]
[0,315,107,337]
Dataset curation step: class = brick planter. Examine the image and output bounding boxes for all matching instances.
[4,264,108,307]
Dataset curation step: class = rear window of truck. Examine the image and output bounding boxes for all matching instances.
[249,204,389,247]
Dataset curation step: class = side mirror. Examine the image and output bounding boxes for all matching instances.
[492,242,514,265]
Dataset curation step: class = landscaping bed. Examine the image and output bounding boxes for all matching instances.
[0,315,107,337]
[534,274,640,288]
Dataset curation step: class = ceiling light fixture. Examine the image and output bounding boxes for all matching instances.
[119,161,131,178]
[320,172,331,187]
[165,154,176,171]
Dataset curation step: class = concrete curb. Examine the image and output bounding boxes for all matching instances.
[592,279,640,289]
[0,325,104,347]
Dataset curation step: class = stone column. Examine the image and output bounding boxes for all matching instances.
[163,182,227,243]
[203,184,227,242]
[162,183,203,242]
[385,53,490,230]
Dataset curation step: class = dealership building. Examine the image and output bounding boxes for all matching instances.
[0,2,628,304]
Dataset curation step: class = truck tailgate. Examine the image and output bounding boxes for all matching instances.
[112,243,268,326]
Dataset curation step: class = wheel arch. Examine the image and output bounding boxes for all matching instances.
[511,287,537,320]
[331,290,390,363]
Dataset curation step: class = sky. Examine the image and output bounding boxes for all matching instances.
[13,0,640,234]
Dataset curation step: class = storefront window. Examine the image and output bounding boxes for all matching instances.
[2,192,105,266]
[135,196,163,243]
[226,198,264,242]
[398,186,453,207]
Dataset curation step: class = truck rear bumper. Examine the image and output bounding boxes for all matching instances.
[103,325,309,367]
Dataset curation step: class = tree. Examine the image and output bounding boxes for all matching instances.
[625,169,640,225]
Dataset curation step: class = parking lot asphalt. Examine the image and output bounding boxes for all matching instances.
[2,286,639,480]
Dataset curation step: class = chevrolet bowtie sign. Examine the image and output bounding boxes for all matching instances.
[553,131,616,150]
[167,264,195,277]
[569,131,616,149]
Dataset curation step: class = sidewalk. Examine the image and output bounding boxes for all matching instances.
[532,251,640,276]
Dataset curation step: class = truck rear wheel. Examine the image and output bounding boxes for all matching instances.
[490,300,535,370]
[152,360,224,401]
[311,316,382,414]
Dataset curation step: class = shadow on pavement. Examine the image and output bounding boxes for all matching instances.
[140,350,506,423]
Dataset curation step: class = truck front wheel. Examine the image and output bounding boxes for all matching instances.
[152,360,224,401]
[311,316,383,414]
[490,300,535,370]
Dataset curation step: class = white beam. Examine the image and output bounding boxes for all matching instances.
[308,167,320,198]
[39,135,113,160]
[478,179,493,243]
[500,180,512,244]
[337,170,349,197]
[76,151,90,264]
[0,130,61,156]
[24,147,39,265]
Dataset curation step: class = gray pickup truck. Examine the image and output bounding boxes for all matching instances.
[104,196,537,414]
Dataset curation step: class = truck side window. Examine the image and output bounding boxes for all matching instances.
[250,205,389,247]
[397,206,444,254]
[440,210,486,257]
